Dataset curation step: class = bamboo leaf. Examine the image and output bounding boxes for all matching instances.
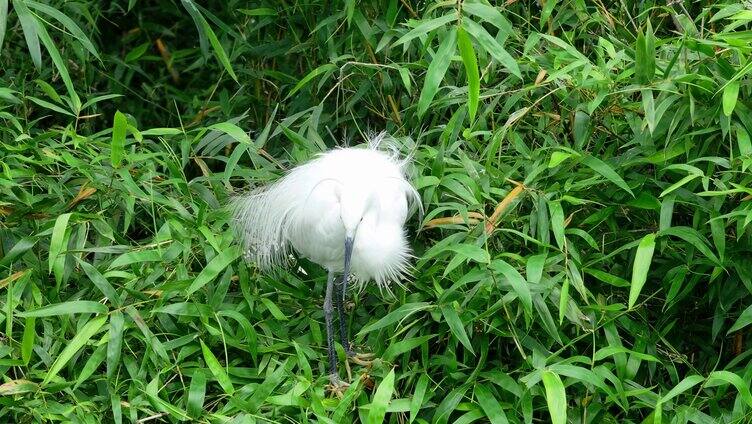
[18,301,107,317]
[457,27,479,123]
[440,304,474,355]
[417,28,457,117]
[541,371,567,424]
[111,111,127,168]
[489,259,532,317]
[186,246,240,296]
[13,0,41,69]
[723,81,740,117]
[462,19,520,79]
[199,340,234,395]
[368,368,396,424]
[181,0,237,81]
[43,315,107,385]
[581,155,634,196]
[629,233,656,309]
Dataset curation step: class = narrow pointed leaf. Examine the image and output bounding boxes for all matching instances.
[629,233,656,309]
[457,27,479,123]
[541,371,567,424]
[368,368,396,424]
[43,315,107,385]
[417,28,457,117]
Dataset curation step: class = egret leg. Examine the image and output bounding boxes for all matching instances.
[337,275,375,367]
[324,271,349,392]
[324,271,338,377]
[334,275,354,356]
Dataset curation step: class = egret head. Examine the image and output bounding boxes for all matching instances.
[338,185,379,282]
[338,187,376,239]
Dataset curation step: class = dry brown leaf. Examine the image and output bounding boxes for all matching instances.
[485,182,525,235]
[68,185,97,209]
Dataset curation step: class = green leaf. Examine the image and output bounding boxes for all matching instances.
[77,258,122,307]
[660,375,704,404]
[440,304,474,355]
[549,201,566,250]
[526,253,547,284]
[111,111,127,168]
[43,315,107,385]
[21,317,35,365]
[186,246,240,296]
[728,304,752,334]
[658,226,721,266]
[34,14,80,110]
[25,0,100,60]
[489,260,532,317]
[242,361,289,412]
[208,121,251,145]
[462,19,520,79]
[410,374,429,424]
[582,155,634,196]
[13,0,41,69]
[393,14,456,46]
[457,27,479,123]
[705,371,752,408]
[259,297,288,321]
[238,8,277,16]
[48,212,72,285]
[0,0,7,50]
[107,311,124,379]
[549,151,574,168]
[181,0,237,81]
[448,244,490,264]
[187,372,207,418]
[74,344,106,388]
[629,233,656,309]
[461,3,512,35]
[474,384,510,424]
[540,0,557,27]
[737,123,752,157]
[584,268,630,288]
[642,89,656,133]
[200,340,234,395]
[659,174,700,197]
[383,335,435,362]
[17,300,107,317]
[593,346,659,362]
[345,0,355,24]
[417,28,457,117]
[541,371,567,424]
[635,21,655,83]
[559,277,569,325]
[723,81,740,117]
[109,249,162,269]
[26,96,74,116]
[368,368,396,424]
[286,63,337,99]
[358,302,432,335]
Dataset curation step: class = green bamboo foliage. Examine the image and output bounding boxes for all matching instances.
[0,0,751,423]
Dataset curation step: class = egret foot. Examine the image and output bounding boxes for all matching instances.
[348,351,375,367]
[326,374,350,398]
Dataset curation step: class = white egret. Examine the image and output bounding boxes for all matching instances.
[231,133,420,392]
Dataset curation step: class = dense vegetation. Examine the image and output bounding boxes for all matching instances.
[1,0,751,422]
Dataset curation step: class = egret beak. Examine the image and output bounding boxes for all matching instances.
[343,236,354,279]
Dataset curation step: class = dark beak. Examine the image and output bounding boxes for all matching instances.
[343,236,354,279]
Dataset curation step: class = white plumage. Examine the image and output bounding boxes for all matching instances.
[231,133,420,289]
[231,133,420,391]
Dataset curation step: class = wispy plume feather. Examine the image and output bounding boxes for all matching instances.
[230,132,421,290]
